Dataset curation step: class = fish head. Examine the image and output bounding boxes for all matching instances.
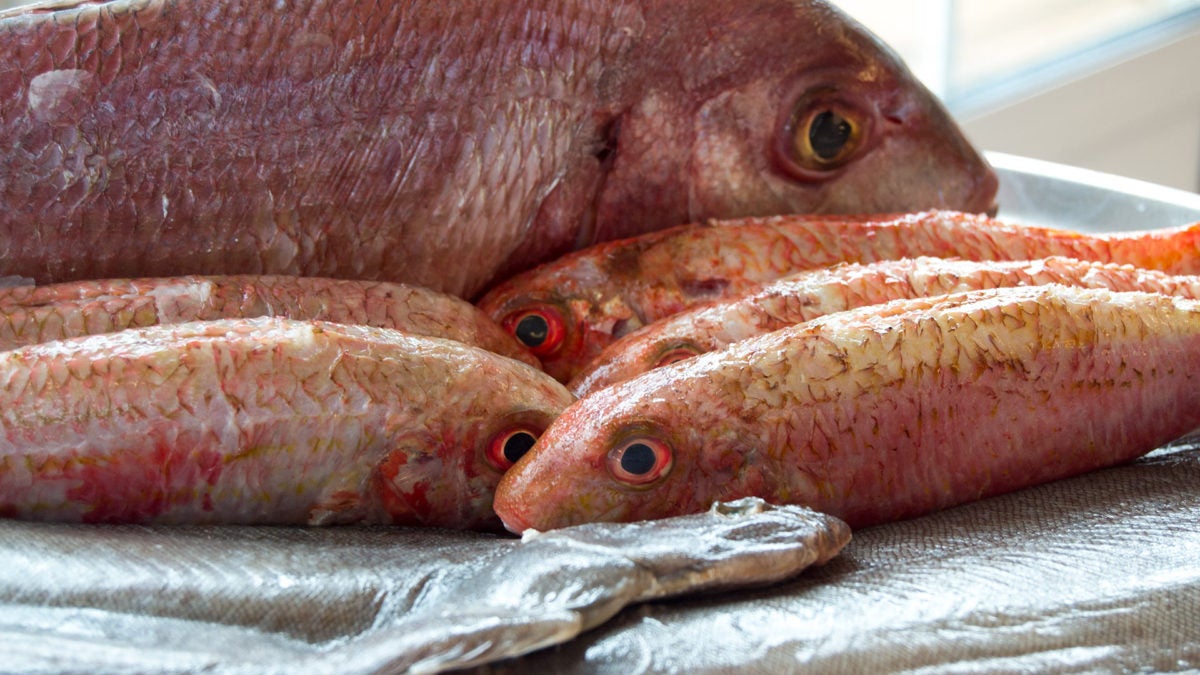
[590,0,997,241]
[494,365,765,533]
[478,233,677,383]
[372,347,575,531]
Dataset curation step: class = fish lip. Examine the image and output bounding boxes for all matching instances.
[498,509,531,535]
[496,494,538,534]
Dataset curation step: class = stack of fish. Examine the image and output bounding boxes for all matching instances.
[482,211,1200,533]
[3,0,1198,540]
[0,275,571,530]
[0,0,1005,531]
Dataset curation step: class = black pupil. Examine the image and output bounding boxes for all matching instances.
[809,110,852,161]
[620,443,658,476]
[515,314,549,347]
[503,431,537,464]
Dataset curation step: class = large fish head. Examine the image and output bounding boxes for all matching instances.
[590,0,997,241]
[494,364,764,533]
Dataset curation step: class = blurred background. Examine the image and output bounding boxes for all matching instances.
[2,0,1197,192]
[836,0,1200,192]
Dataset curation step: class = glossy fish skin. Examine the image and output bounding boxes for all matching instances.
[569,256,1200,395]
[479,210,1200,382]
[0,318,572,529]
[0,274,538,366]
[494,285,1200,533]
[0,0,995,297]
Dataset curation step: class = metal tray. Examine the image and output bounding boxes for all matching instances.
[990,150,1200,232]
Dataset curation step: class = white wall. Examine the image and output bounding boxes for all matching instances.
[959,28,1200,193]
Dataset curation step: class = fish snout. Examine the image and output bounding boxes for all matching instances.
[885,93,999,215]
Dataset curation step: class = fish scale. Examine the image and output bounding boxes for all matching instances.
[494,285,1200,533]
[0,317,573,529]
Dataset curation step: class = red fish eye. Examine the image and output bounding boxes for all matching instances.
[486,427,540,471]
[502,305,566,357]
[654,344,702,368]
[607,437,673,486]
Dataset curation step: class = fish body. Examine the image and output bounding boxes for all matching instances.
[0,318,572,529]
[0,0,995,297]
[479,210,1200,382]
[494,285,1200,532]
[570,256,1200,395]
[0,274,538,365]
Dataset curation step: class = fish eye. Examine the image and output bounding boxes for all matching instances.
[607,437,673,486]
[653,343,703,369]
[775,89,869,179]
[486,426,541,471]
[805,109,859,164]
[501,304,566,357]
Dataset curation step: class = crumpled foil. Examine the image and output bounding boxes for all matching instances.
[0,498,847,673]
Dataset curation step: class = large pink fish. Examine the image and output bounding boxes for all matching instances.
[0,0,995,298]
[0,318,572,529]
[494,285,1200,532]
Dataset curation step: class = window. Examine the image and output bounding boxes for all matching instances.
[835,0,1200,116]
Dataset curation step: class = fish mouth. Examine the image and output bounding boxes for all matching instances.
[499,511,531,535]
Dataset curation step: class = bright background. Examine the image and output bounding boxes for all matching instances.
[835,0,1200,192]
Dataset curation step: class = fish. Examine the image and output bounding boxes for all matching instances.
[569,256,1200,396]
[0,498,848,673]
[478,210,1200,382]
[0,274,538,366]
[0,0,996,298]
[493,285,1200,533]
[0,318,573,529]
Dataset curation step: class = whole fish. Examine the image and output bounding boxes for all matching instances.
[479,210,1200,382]
[0,498,848,673]
[0,0,996,298]
[493,285,1200,532]
[0,274,538,365]
[569,256,1200,395]
[0,318,572,529]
